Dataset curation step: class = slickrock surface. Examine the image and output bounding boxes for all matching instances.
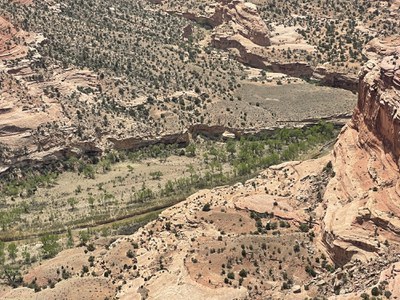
[1,156,335,299]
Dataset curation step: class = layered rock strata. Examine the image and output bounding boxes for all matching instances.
[321,37,400,265]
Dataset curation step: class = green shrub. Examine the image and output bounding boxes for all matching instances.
[305,265,316,277]
[299,223,309,232]
[239,269,247,278]
[202,203,211,212]
[371,287,380,296]
[41,234,60,259]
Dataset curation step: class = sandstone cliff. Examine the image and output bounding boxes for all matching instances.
[356,37,400,159]
[211,0,271,47]
[169,0,271,47]
[320,37,400,267]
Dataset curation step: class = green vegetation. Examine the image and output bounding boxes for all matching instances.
[227,272,235,280]
[371,286,381,297]
[79,230,90,246]
[299,223,310,233]
[40,234,60,259]
[7,243,17,261]
[202,203,211,212]
[0,241,22,288]
[239,269,247,278]
[305,265,317,277]
[67,228,74,248]
[231,122,335,176]
[0,122,337,245]
[139,122,336,203]
[1,172,58,198]
[1,264,22,288]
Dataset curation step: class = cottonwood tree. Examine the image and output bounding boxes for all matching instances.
[41,234,60,259]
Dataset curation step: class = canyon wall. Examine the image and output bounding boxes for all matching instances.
[355,37,400,160]
[321,37,400,266]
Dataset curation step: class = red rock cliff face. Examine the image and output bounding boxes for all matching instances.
[354,37,400,161]
[320,37,400,266]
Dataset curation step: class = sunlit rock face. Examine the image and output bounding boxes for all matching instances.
[321,37,400,267]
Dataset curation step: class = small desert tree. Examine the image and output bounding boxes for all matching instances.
[7,243,17,262]
[41,234,60,259]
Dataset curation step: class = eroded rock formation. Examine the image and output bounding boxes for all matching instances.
[166,0,276,76]
[170,0,271,47]
[211,0,271,47]
[155,0,274,71]
[320,37,400,268]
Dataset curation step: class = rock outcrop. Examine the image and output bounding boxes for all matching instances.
[156,0,274,70]
[212,0,271,47]
[357,37,400,159]
[321,37,400,266]
[312,67,359,92]
[170,0,271,47]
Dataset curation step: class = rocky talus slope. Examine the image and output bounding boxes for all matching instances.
[1,37,399,299]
